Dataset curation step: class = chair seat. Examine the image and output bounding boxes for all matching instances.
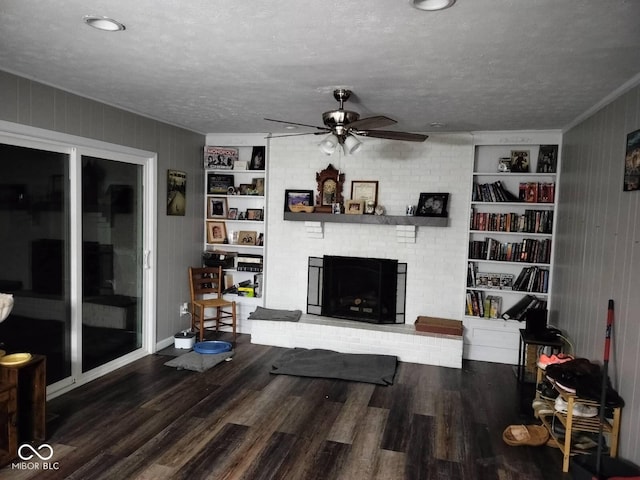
[193,298,234,308]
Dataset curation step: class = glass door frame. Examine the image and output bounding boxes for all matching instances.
[0,120,157,398]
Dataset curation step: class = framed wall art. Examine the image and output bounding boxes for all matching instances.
[207,173,234,194]
[351,180,378,205]
[624,128,640,191]
[167,169,186,216]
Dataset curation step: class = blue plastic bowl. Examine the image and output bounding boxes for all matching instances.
[193,340,232,354]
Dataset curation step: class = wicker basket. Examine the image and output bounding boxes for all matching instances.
[502,424,549,447]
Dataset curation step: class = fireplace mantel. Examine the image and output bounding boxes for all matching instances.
[284,212,448,242]
[283,212,448,227]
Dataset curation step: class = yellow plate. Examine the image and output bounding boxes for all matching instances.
[0,353,32,366]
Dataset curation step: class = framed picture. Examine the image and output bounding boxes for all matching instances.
[253,177,265,195]
[238,183,253,195]
[167,169,186,216]
[284,189,314,212]
[416,192,449,217]
[204,146,237,170]
[249,146,266,170]
[345,199,364,214]
[498,157,512,172]
[207,173,234,194]
[536,145,558,173]
[207,197,227,218]
[246,208,263,221]
[510,150,530,172]
[351,180,378,206]
[238,230,257,245]
[227,207,238,220]
[206,221,227,244]
[623,128,640,191]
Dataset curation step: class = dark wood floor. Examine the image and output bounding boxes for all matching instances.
[1,334,573,480]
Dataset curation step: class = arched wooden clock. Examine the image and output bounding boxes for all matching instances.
[315,164,345,213]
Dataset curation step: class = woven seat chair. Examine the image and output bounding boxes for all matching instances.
[188,266,236,342]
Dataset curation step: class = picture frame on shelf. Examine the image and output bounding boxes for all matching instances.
[253,177,265,195]
[536,145,558,173]
[510,150,530,172]
[206,221,227,244]
[345,199,364,214]
[207,173,235,194]
[498,157,512,172]
[227,207,238,220]
[416,192,449,217]
[351,180,378,213]
[238,183,253,195]
[238,230,257,245]
[246,208,263,221]
[204,146,237,170]
[249,146,266,170]
[623,128,640,191]
[207,197,228,219]
[167,169,186,216]
[284,189,314,212]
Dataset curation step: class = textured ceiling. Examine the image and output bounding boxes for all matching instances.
[1,0,640,136]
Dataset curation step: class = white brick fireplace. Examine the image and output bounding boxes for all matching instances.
[251,133,475,367]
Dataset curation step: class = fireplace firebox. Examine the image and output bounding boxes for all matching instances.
[307,256,406,324]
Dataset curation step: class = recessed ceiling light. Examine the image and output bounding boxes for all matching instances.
[284,125,298,130]
[411,0,456,11]
[430,122,446,128]
[83,15,126,32]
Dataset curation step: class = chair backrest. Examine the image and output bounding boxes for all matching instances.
[189,266,223,301]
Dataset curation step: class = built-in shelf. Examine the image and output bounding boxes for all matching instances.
[283,212,449,227]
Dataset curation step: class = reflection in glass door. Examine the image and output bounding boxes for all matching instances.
[81,156,143,372]
[0,143,71,385]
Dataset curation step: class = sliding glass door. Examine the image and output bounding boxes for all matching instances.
[0,132,153,392]
[81,155,144,372]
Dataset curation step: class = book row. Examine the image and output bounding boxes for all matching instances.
[472,181,519,203]
[469,237,552,264]
[467,262,514,289]
[465,290,502,318]
[470,208,553,234]
[512,266,549,293]
[518,182,555,203]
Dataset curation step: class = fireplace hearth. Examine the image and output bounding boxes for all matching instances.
[307,256,406,324]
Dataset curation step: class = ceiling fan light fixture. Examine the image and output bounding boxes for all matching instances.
[411,0,455,11]
[83,15,126,31]
[319,134,339,155]
[344,134,362,155]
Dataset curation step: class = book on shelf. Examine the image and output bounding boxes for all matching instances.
[489,296,502,319]
[502,294,538,320]
[204,146,238,170]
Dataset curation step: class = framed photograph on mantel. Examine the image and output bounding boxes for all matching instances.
[351,180,378,209]
[416,192,449,217]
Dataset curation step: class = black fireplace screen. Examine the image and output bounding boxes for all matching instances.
[307,256,406,324]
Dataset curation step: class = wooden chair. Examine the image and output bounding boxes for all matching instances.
[188,266,237,342]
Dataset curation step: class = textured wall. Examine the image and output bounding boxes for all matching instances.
[265,134,474,324]
[0,70,205,343]
[555,84,640,462]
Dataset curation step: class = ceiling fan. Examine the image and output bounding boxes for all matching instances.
[265,89,428,154]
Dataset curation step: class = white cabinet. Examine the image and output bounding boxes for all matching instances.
[463,131,561,364]
[203,135,268,328]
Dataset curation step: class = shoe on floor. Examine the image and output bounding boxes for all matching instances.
[502,424,549,447]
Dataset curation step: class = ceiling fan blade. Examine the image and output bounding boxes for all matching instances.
[355,130,428,142]
[345,115,397,131]
[268,131,327,139]
[264,118,329,131]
